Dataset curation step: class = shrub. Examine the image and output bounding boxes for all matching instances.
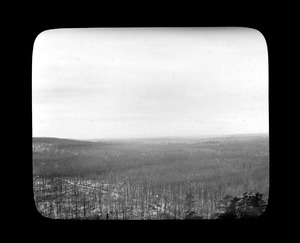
[215,192,267,219]
[183,192,203,219]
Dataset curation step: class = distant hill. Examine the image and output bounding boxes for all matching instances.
[33,133,268,145]
[91,133,268,144]
[32,137,96,145]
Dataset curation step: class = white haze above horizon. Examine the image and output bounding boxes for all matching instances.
[32,27,268,140]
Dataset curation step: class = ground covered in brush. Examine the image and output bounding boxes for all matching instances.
[32,135,269,219]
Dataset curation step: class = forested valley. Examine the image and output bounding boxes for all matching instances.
[32,135,269,220]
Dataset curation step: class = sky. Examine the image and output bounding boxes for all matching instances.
[32,27,268,140]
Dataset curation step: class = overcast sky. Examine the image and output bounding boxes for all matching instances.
[32,27,268,139]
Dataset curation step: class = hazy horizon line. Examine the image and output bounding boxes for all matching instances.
[32,132,269,141]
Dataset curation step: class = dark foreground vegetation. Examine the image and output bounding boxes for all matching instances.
[32,134,269,219]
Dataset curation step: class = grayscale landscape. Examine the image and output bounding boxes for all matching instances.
[33,134,269,219]
[32,27,269,219]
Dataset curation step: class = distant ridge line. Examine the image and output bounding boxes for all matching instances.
[81,133,269,141]
[33,133,268,144]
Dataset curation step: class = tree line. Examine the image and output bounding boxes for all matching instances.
[33,175,267,220]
